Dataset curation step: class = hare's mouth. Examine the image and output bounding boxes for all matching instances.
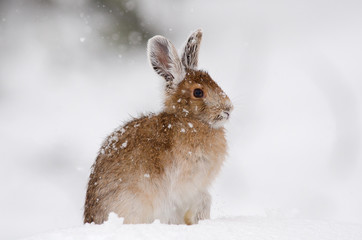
[215,111,230,121]
[218,111,230,120]
[209,111,230,128]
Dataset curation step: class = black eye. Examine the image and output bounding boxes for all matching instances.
[193,88,204,98]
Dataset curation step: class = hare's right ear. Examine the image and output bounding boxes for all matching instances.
[181,29,203,70]
[148,36,185,90]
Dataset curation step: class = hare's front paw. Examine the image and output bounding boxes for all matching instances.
[184,191,211,225]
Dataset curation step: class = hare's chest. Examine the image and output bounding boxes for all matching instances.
[169,147,225,190]
[170,131,226,184]
[153,130,226,223]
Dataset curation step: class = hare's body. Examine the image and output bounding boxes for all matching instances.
[84,112,226,224]
[84,30,233,225]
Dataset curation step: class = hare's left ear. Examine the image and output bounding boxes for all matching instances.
[181,29,203,70]
[148,36,185,90]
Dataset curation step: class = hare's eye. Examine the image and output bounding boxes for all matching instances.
[193,88,204,98]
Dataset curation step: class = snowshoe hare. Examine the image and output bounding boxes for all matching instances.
[84,29,233,225]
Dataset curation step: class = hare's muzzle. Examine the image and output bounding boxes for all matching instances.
[223,111,230,119]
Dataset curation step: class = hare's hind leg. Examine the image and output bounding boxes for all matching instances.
[184,191,211,225]
[112,191,155,224]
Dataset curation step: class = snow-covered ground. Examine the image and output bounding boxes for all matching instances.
[1,0,362,239]
[23,213,362,240]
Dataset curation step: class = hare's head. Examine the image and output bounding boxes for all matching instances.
[147,29,233,128]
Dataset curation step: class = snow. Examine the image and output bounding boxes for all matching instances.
[22,214,362,240]
[1,0,362,239]
[121,141,128,149]
[144,173,150,178]
[109,135,119,143]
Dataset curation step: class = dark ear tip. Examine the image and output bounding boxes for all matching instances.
[193,29,203,39]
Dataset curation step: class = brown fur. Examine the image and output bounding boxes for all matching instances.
[84,30,232,225]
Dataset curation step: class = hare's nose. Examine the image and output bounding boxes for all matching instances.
[223,104,233,112]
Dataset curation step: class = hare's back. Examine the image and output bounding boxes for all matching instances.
[95,114,174,178]
[94,112,225,178]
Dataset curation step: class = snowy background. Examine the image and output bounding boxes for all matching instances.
[1,0,362,239]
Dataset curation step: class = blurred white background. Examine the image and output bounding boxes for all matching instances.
[0,0,361,239]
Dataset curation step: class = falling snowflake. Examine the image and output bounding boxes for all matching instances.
[121,141,128,149]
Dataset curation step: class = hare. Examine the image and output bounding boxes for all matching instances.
[84,29,233,225]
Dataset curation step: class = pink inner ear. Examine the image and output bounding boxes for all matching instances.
[156,42,171,69]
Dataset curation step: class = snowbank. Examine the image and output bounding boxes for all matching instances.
[23,214,362,240]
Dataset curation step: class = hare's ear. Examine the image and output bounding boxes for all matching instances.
[148,36,185,89]
[181,29,203,70]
